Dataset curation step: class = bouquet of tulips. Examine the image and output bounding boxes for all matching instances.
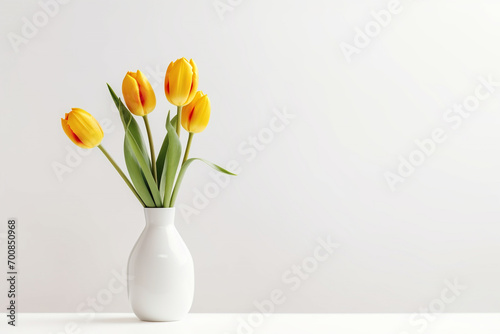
[61,58,235,207]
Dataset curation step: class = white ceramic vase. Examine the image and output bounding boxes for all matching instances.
[127,208,194,322]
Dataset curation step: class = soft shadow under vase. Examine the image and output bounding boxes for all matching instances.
[127,208,194,322]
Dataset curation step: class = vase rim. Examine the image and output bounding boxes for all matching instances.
[144,207,176,210]
[143,207,176,226]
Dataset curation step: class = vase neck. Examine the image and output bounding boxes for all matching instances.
[144,208,176,227]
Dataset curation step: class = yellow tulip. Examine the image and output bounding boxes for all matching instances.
[122,70,156,116]
[181,91,210,133]
[61,108,104,149]
[164,58,198,106]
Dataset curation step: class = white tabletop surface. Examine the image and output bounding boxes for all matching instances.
[2,313,500,333]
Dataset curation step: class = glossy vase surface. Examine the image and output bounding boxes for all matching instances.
[128,208,194,321]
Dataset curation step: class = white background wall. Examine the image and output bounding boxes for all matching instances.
[1,0,500,313]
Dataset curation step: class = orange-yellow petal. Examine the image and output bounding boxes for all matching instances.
[185,59,199,105]
[134,70,156,115]
[181,91,210,133]
[61,116,86,148]
[189,97,210,133]
[165,58,198,106]
[67,108,103,148]
[122,73,145,116]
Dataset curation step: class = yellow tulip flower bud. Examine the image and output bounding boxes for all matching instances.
[122,70,156,116]
[164,58,198,106]
[181,91,210,133]
[61,108,104,149]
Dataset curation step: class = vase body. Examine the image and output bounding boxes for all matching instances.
[128,208,194,321]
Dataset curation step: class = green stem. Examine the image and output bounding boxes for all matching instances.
[176,105,182,137]
[182,132,194,164]
[143,115,157,183]
[98,145,145,207]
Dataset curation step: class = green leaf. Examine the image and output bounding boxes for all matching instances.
[170,115,178,131]
[124,116,163,207]
[170,158,237,207]
[156,134,169,196]
[123,139,156,207]
[156,114,177,190]
[162,112,181,207]
[107,84,150,165]
[107,84,157,206]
